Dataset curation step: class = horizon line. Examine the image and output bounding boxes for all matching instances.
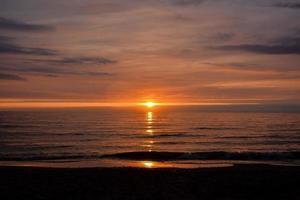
[0,101,263,108]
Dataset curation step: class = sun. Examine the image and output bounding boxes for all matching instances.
[142,161,154,168]
[143,102,157,108]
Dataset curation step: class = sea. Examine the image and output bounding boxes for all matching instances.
[0,106,300,168]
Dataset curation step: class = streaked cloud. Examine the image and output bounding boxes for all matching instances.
[0,39,58,56]
[0,17,54,31]
[0,72,26,81]
[273,2,300,9]
[203,62,300,72]
[212,33,300,55]
[0,64,114,77]
[212,44,300,55]
[166,0,206,6]
[44,57,116,65]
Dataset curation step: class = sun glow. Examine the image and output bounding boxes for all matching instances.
[143,102,157,108]
[142,161,154,168]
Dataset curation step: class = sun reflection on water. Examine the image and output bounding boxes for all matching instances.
[146,111,154,135]
[146,129,153,133]
[147,112,153,123]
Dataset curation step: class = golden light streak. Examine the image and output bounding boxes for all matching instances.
[143,102,157,108]
[147,112,153,121]
[146,129,153,133]
[142,161,154,168]
[0,99,261,108]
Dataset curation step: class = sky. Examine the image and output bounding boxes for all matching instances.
[0,0,300,106]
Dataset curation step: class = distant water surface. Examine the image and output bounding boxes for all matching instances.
[0,106,300,168]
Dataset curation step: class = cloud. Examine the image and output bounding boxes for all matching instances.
[84,72,114,76]
[203,62,300,72]
[212,33,234,42]
[166,0,206,6]
[0,64,114,77]
[0,17,54,31]
[273,3,300,9]
[273,35,300,46]
[212,33,300,55]
[212,44,300,54]
[0,39,58,56]
[0,35,14,42]
[78,0,206,15]
[0,35,115,78]
[45,57,116,65]
[0,72,26,81]
[6,66,66,74]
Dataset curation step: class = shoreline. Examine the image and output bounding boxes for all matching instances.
[1,164,299,200]
[1,158,299,169]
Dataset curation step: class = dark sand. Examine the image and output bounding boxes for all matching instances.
[0,164,299,200]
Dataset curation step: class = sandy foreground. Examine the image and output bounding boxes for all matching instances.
[0,164,299,200]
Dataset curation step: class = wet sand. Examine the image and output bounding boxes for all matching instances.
[0,164,299,200]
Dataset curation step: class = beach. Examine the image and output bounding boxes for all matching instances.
[0,164,299,200]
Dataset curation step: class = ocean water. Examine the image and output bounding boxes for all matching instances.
[0,106,300,168]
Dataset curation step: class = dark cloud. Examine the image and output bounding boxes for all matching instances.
[212,44,300,55]
[273,36,300,46]
[0,35,115,78]
[0,17,54,31]
[274,3,300,9]
[7,66,66,74]
[203,62,263,70]
[212,33,300,55]
[213,33,234,42]
[45,57,116,65]
[0,72,26,81]
[0,65,114,77]
[85,72,114,76]
[0,36,114,65]
[203,62,300,73]
[0,40,58,56]
[0,35,15,42]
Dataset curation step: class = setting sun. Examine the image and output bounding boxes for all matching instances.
[143,102,157,108]
[142,161,154,168]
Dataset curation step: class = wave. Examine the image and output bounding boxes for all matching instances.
[1,151,300,162]
[0,155,99,161]
[269,129,300,132]
[131,133,203,138]
[0,124,36,128]
[101,151,300,161]
[219,135,300,139]
[191,127,240,130]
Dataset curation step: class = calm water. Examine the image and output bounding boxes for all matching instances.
[0,106,300,168]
